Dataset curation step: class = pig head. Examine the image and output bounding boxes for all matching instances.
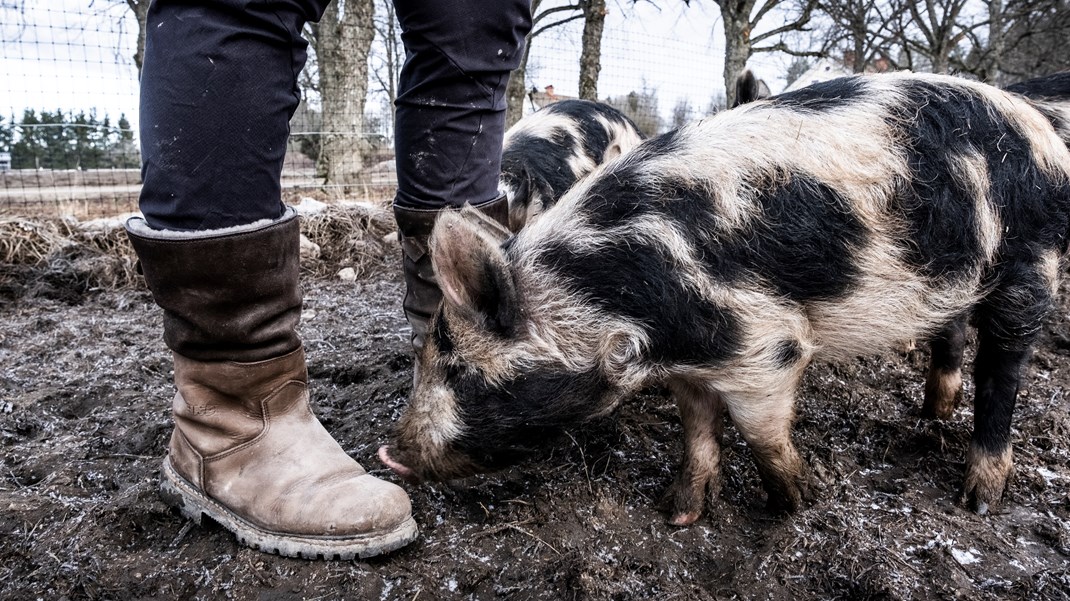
[379,207,629,482]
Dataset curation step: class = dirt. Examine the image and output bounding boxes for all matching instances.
[2,229,1070,601]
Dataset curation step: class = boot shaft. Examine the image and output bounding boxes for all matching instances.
[393,195,509,352]
[125,209,303,362]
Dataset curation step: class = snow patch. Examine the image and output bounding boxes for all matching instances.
[1036,467,1061,484]
[951,547,981,565]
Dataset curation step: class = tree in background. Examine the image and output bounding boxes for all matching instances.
[998,0,1070,81]
[814,0,904,73]
[308,0,376,191]
[956,0,1070,84]
[578,0,608,101]
[705,90,728,115]
[671,98,694,129]
[114,113,138,168]
[889,0,978,73]
[11,110,42,169]
[0,115,13,153]
[716,0,820,107]
[95,0,150,78]
[70,111,104,170]
[370,0,404,135]
[784,56,811,86]
[507,0,575,126]
[8,109,139,169]
[604,85,662,136]
[35,111,67,169]
[503,0,611,125]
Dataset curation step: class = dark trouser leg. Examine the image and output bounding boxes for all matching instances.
[391,0,532,353]
[922,315,968,419]
[138,0,329,230]
[392,0,532,210]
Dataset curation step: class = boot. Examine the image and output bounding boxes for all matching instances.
[393,194,510,355]
[126,209,418,560]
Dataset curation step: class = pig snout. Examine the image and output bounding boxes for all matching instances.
[378,445,421,483]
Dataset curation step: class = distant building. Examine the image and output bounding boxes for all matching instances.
[528,84,577,111]
[0,152,10,171]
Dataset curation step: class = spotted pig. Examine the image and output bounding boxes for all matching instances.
[500,99,644,231]
[381,72,1070,525]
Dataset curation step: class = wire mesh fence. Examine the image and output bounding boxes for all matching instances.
[0,1,740,219]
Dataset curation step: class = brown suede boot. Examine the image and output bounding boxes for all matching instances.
[393,195,509,355]
[126,209,417,559]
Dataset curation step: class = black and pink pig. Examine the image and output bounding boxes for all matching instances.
[382,72,1070,525]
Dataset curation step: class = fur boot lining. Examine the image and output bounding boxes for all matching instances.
[125,207,297,240]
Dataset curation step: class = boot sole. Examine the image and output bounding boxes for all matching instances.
[160,459,419,560]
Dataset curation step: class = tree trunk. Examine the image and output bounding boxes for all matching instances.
[506,42,533,128]
[315,0,375,192]
[932,42,951,73]
[723,15,751,108]
[128,0,149,79]
[985,0,1004,84]
[506,0,545,128]
[578,0,606,101]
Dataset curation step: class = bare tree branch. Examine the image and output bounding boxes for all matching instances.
[531,13,585,39]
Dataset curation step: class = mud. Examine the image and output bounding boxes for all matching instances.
[2,241,1069,600]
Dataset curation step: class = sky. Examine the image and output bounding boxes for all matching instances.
[523,0,793,114]
[1,2,141,125]
[0,0,799,138]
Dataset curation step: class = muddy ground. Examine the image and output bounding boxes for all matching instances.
[2,214,1070,601]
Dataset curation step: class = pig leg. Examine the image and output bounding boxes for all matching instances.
[665,379,725,526]
[724,390,811,512]
[964,331,1030,514]
[965,266,1050,513]
[922,315,968,419]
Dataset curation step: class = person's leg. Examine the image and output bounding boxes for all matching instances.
[127,0,417,559]
[391,0,532,354]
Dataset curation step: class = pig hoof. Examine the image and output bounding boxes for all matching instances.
[961,483,1003,515]
[661,473,715,526]
[962,445,1012,515]
[765,479,812,513]
[668,511,701,527]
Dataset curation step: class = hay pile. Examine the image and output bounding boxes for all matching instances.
[298,200,399,278]
[0,216,139,301]
[0,202,399,302]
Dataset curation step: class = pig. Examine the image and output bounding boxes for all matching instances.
[732,68,772,107]
[380,71,1070,526]
[500,99,645,231]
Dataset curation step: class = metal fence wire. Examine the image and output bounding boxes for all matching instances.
[1,1,739,219]
[5,2,1070,220]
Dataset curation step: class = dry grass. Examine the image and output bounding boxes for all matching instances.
[299,201,398,278]
[0,201,399,300]
[0,217,77,265]
[0,216,140,298]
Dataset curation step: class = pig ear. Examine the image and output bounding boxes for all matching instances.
[431,208,519,334]
[508,171,532,231]
[457,202,512,244]
[604,142,623,162]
